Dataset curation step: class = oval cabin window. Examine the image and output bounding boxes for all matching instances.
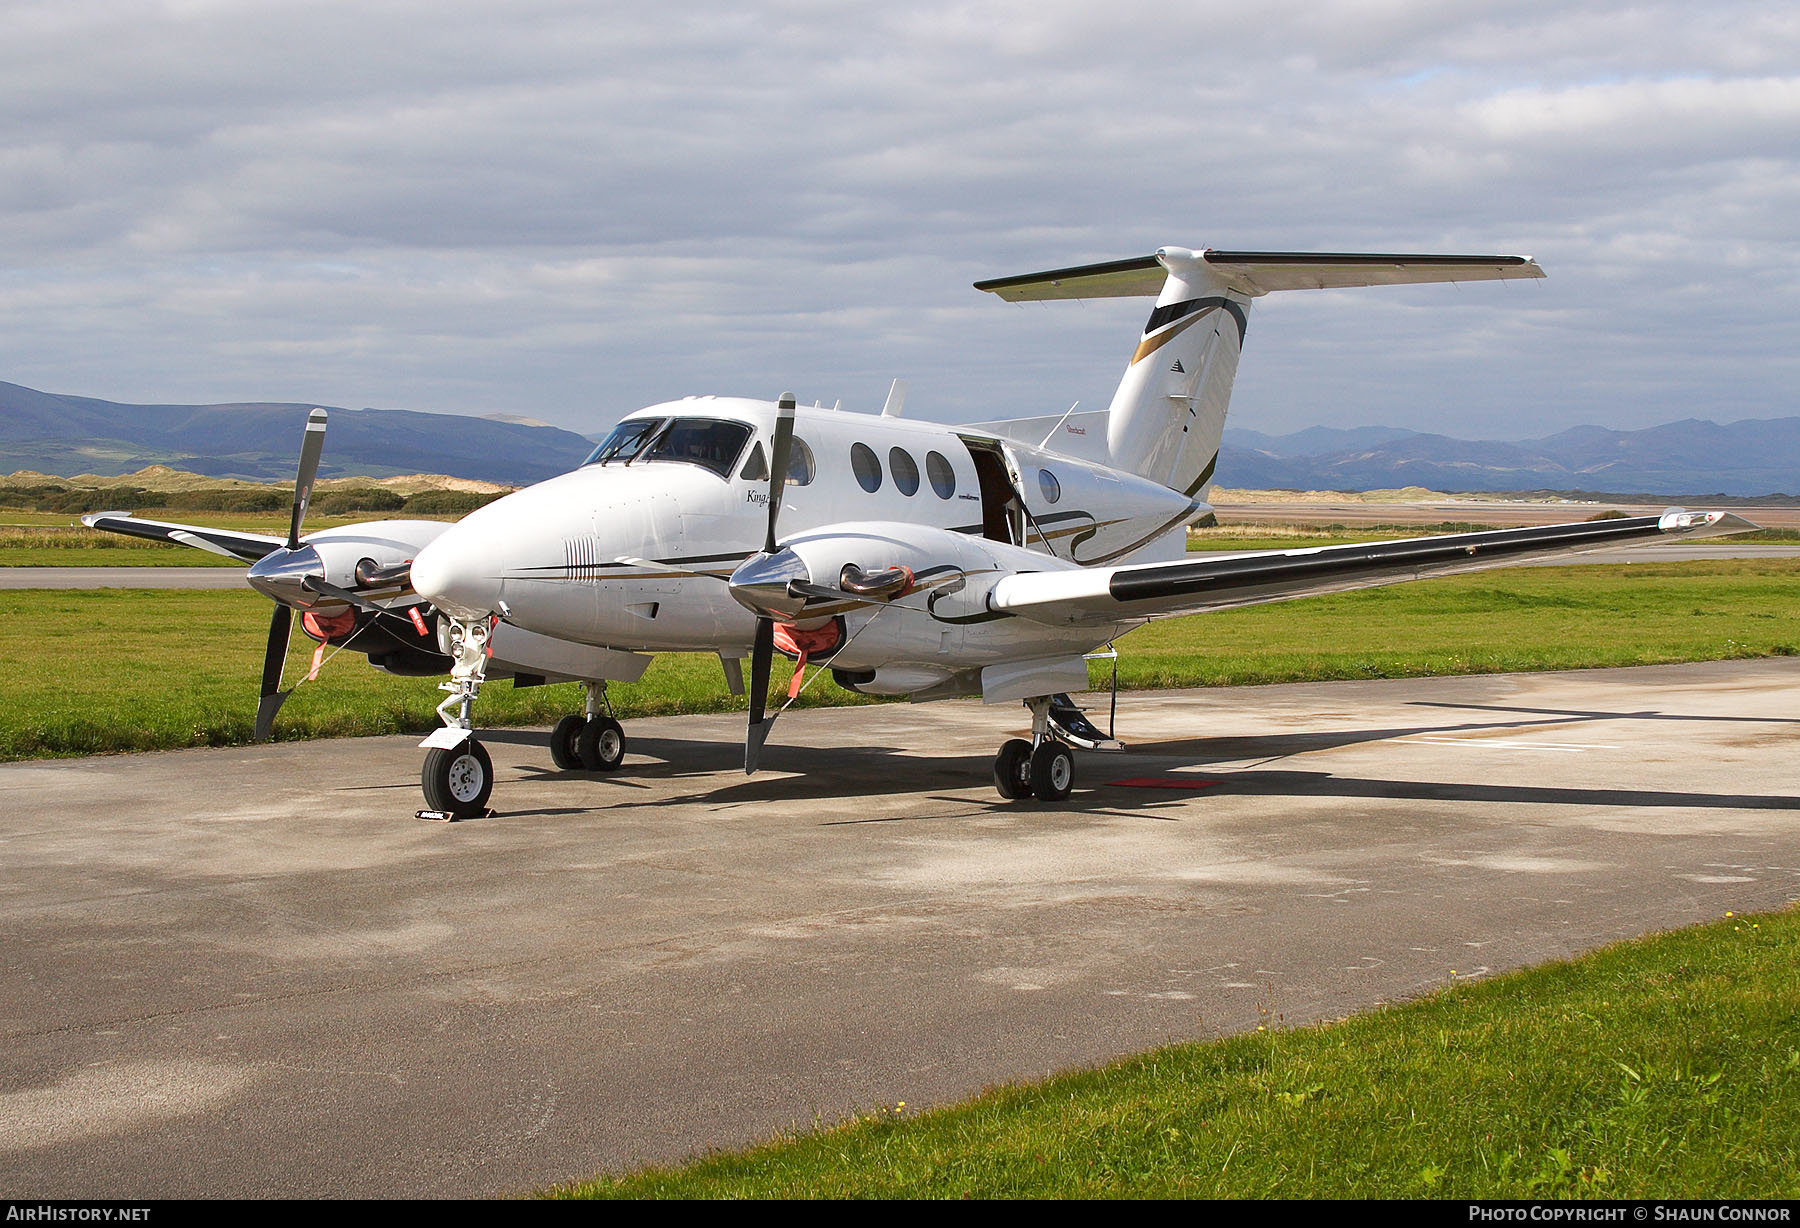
[786,437,815,486]
[926,451,956,499]
[890,448,920,496]
[851,443,882,493]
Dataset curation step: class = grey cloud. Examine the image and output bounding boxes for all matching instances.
[1,0,1796,443]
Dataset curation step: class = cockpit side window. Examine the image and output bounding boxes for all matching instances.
[741,434,813,485]
[638,418,754,479]
[740,441,769,481]
[582,418,664,467]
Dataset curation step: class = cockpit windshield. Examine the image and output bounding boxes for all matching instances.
[582,416,754,480]
[642,418,754,478]
[582,418,663,467]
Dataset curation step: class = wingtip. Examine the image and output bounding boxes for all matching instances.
[1658,508,1761,537]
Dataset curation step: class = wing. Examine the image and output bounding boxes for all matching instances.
[989,510,1759,626]
[82,512,288,563]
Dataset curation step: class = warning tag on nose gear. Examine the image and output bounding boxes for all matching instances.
[408,606,428,636]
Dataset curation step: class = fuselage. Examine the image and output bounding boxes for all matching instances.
[410,395,1209,691]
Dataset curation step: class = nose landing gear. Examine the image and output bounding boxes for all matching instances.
[417,616,496,820]
[422,738,494,816]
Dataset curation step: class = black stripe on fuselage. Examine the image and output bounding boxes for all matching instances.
[1181,452,1219,499]
[1142,297,1248,344]
[1076,503,1201,566]
[1107,516,1667,605]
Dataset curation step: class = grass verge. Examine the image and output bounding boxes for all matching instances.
[551,905,1800,1199]
[0,558,1794,761]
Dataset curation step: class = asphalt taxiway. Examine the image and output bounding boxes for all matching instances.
[3,659,1797,1197]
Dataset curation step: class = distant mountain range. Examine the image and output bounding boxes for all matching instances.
[3,379,1795,496]
[1223,419,1800,497]
[0,381,599,486]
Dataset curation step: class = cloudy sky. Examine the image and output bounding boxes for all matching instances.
[2,0,1796,441]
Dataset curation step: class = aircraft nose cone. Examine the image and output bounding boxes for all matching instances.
[245,545,322,607]
[410,531,502,620]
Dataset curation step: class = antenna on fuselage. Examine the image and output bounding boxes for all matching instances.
[1038,402,1080,449]
[880,378,907,418]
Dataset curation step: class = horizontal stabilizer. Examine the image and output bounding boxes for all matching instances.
[976,249,1543,301]
[975,256,1164,301]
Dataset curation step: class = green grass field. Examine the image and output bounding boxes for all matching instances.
[0,558,1794,761]
[552,905,1800,1199]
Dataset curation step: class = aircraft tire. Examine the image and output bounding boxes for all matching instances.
[550,715,586,770]
[578,715,626,772]
[422,739,494,818]
[993,738,1034,800]
[1029,740,1075,801]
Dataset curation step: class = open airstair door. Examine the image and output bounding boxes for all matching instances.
[961,436,1023,546]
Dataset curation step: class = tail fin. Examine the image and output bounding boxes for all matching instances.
[976,247,1542,500]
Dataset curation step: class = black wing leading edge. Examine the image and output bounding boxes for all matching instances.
[989,510,1759,626]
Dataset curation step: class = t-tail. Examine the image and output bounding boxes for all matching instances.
[975,247,1544,500]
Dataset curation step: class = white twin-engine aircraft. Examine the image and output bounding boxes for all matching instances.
[389,244,1751,818]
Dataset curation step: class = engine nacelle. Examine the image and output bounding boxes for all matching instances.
[247,519,452,611]
[731,521,1018,622]
[731,520,1127,698]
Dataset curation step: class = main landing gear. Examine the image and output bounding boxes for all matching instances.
[990,692,1122,802]
[550,682,627,772]
[991,696,1078,802]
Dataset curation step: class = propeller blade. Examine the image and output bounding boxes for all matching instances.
[302,574,386,614]
[254,604,294,742]
[763,393,796,555]
[287,408,328,549]
[745,615,775,774]
[612,556,731,583]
